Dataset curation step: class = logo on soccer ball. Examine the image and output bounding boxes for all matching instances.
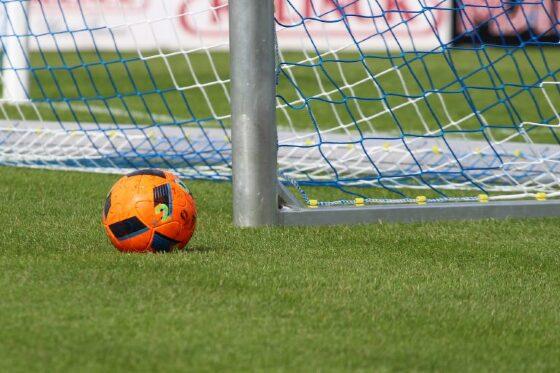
[155,204,170,222]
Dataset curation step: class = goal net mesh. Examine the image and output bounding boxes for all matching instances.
[1,0,559,206]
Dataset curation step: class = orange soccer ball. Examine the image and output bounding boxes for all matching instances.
[102,169,197,253]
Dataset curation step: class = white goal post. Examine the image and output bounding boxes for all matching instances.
[2,0,30,103]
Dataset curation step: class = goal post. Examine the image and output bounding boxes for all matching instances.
[230,0,278,227]
[2,0,30,103]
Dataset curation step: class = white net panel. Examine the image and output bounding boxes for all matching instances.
[1,0,560,205]
[0,0,232,179]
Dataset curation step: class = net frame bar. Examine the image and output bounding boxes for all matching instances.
[230,0,560,227]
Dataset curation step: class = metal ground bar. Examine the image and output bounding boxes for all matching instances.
[279,200,560,226]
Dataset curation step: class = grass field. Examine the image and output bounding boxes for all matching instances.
[2,40,560,370]
[2,165,560,371]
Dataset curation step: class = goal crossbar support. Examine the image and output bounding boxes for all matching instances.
[278,200,560,226]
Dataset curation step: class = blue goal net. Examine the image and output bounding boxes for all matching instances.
[1,0,559,205]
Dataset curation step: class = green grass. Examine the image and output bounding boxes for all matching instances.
[2,166,560,371]
[2,47,560,370]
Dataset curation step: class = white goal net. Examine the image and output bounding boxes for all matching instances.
[1,0,560,206]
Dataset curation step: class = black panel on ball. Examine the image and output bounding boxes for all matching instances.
[109,217,148,240]
[151,232,180,252]
[153,183,173,213]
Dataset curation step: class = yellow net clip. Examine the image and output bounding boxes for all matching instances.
[355,198,365,207]
[478,194,489,203]
[536,192,547,202]
[308,200,319,209]
[416,196,427,205]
